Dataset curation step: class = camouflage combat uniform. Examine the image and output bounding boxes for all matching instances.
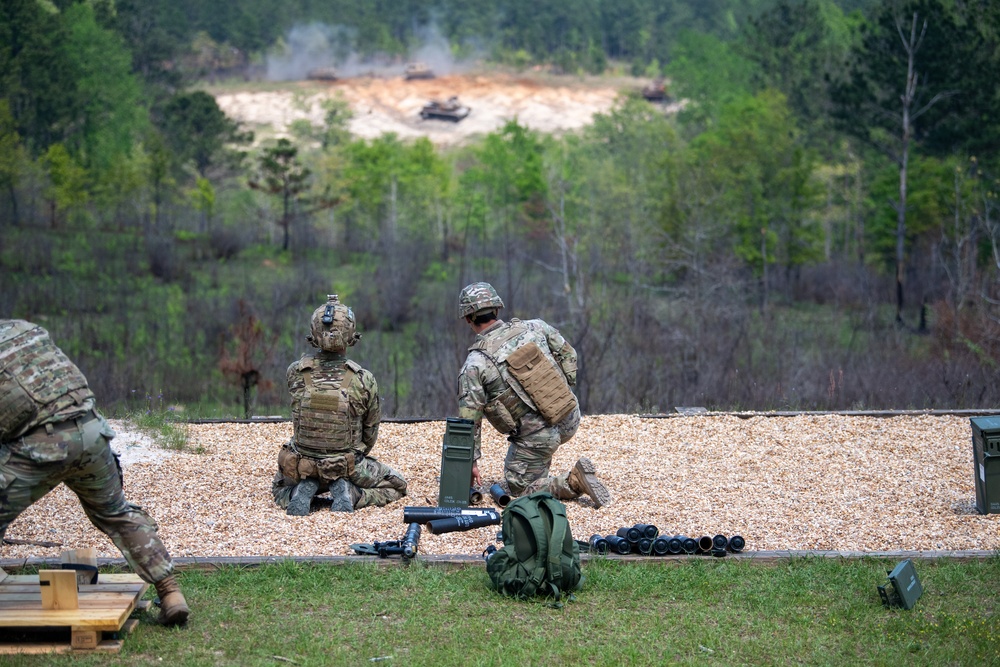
[0,320,175,585]
[272,350,407,510]
[458,318,582,499]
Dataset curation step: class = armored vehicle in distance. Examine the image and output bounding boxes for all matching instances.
[405,62,435,80]
[641,78,669,102]
[306,67,339,81]
[420,96,471,122]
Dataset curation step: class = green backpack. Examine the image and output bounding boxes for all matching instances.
[486,491,582,600]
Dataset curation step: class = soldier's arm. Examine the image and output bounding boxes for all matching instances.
[457,359,486,461]
[359,372,381,456]
[544,324,578,386]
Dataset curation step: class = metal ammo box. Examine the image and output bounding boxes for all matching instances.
[970,416,1000,514]
[878,559,923,610]
[438,417,475,507]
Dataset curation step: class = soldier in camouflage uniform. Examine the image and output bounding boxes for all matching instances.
[456,283,610,508]
[0,320,189,626]
[271,295,406,515]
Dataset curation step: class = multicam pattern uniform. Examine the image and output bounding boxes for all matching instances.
[0,320,175,584]
[272,350,406,509]
[458,318,581,499]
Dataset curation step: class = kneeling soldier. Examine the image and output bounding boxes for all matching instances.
[272,295,407,515]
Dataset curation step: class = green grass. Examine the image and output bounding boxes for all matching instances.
[4,557,998,666]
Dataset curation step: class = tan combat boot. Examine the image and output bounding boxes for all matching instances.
[154,575,190,626]
[566,457,610,509]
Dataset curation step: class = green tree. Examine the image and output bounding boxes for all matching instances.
[0,0,74,153]
[159,90,247,177]
[664,30,758,130]
[832,0,969,322]
[249,139,311,252]
[0,101,28,227]
[692,90,822,306]
[42,143,88,228]
[61,2,149,193]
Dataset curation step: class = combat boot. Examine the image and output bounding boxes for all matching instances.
[566,457,610,509]
[328,477,360,512]
[154,575,190,627]
[286,478,320,516]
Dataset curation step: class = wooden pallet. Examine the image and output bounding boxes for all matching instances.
[0,567,150,654]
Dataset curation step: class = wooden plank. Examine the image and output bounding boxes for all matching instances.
[0,567,7,584]
[39,570,77,611]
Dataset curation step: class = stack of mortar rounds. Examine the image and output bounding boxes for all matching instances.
[587,524,745,557]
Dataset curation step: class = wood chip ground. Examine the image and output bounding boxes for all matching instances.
[2,415,997,559]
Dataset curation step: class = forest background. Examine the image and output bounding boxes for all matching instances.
[1,0,999,419]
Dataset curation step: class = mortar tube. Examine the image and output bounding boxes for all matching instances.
[617,526,642,544]
[697,536,714,553]
[604,535,632,555]
[488,483,511,508]
[727,535,746,553]
[634,523,659,539]
[636,537,654,555]
[469,487,483,505]
[712,534,728,551]
[666,535,683,554]
[402,523,421,559]
[680,536,698,554]
[588,534,609,555]
[651,536,670,556]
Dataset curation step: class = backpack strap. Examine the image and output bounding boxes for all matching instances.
[506,500,550,598]
[539,495,569,600]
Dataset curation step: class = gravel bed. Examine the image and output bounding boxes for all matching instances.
[2,415,997,561]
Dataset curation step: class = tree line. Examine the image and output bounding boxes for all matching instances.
[1,0,998,418]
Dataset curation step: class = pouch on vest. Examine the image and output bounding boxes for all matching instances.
[0,370,37,442]
[505,342,577,425]
[483,398,517,434]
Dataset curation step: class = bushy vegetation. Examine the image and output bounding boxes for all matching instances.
[1,0,998,418]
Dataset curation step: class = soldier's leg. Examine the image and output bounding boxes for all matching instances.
[503,427,567,497]
[557,405,581,444]
[63,417,175,584]
[271,472,296,509]
[0,448,65,542]
[346,456,407,509]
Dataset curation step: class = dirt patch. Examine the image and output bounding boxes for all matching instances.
[214,73,678,146]
[2,414,996,561]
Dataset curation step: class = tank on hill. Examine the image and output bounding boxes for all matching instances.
[641,78,670,102]
[404,62,435,80]
[306,67,339,82]
[420,96,471,122]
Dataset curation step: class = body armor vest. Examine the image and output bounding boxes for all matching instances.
[0,320,93,441]
[293,355,363,458]
[470,319,577,429]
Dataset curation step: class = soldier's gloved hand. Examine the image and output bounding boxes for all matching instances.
[471,461,482,487]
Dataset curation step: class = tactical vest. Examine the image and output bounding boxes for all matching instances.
[0,320,93,441]
[470,319,577,431]
[293,355,363,458]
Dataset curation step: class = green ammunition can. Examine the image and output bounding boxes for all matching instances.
[970,416,1000,514]
[438,417,475,507]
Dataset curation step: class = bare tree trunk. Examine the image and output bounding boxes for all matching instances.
[891,11,952,324]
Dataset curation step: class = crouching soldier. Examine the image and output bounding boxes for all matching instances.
[0,319,189,626]
[272,295,407,515]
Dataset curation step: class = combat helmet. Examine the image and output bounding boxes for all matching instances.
[307,295,360,352]
[458,282,504,319]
